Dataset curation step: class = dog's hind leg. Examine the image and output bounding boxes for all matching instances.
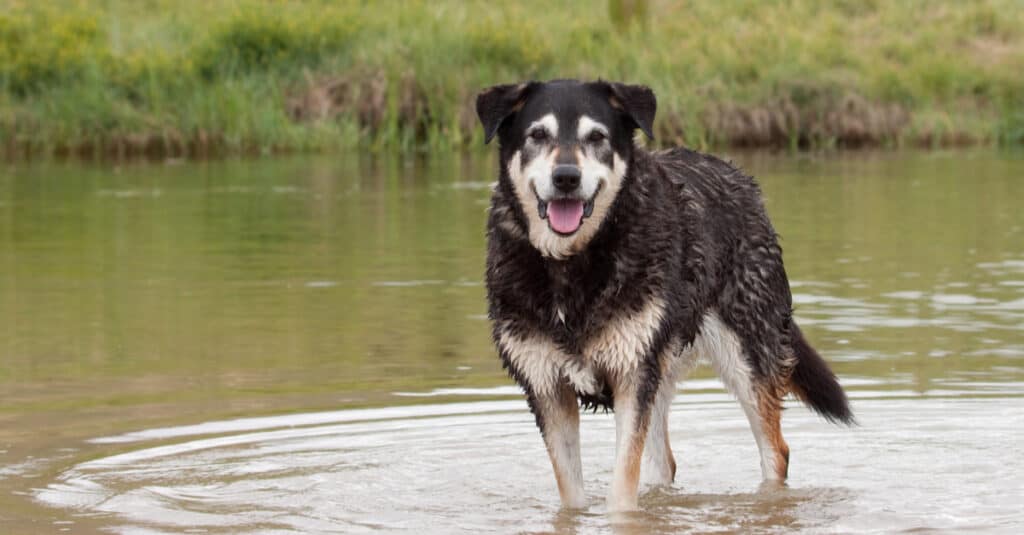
[641,348,691,487]
[640,384,675,487]
[702,313,790,481]
[747,383,789,481]
[533,381,587,509]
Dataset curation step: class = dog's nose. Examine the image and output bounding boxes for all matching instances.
[552,165,581,193]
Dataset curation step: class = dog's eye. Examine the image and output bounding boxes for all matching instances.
[529,129,549,142]
[586,130,607,143]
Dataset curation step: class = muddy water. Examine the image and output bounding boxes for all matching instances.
[1,151,1023,533]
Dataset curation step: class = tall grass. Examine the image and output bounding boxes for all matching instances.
[1,0,1022,157]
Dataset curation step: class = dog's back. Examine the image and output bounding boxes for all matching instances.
[652,147,854,424]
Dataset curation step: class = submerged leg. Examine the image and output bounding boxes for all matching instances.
[717,366,790,480]
[724,381,789,480]
[497,330,587,507]
[640,398,675,486]
[607,381,652,511]
[533,382,587,509]
[704,314,790,480]
[641,373,680,486]
[749,384,789,480]
[641,345,696,486]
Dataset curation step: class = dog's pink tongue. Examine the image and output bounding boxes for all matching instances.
[548,199,584,234]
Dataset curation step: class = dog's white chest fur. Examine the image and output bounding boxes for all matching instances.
[572,297,667,392]
[532,307,743,399]
[498,297,668,397]
[500,299,753,400]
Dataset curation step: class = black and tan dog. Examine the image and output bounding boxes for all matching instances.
[477,79,853,511]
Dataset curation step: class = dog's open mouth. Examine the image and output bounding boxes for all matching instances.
[534,183,601,236]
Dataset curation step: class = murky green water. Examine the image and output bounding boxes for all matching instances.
[2,151,1023,533]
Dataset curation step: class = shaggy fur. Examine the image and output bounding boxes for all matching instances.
[478,79,853,511]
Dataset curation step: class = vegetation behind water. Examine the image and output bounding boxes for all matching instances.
[2,0,1023,157]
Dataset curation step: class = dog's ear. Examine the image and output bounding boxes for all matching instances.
[605,82,657,140]
[476,82,536,144]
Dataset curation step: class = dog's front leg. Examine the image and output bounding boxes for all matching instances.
[531,381,586,509]
[495,328,586,508]
[607,378,651,511]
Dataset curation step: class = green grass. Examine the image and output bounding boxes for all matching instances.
[1,0,1023,157]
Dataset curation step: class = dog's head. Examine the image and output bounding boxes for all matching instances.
[477,79,656,259]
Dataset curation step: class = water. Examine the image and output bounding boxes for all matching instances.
[1,151,1023,533]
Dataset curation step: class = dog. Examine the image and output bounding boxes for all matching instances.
[476,79,853,511]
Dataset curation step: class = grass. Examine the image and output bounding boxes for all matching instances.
[1,0,1023,158]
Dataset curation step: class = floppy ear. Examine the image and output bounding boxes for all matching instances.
[607,82,657,140]
[475,82,535,144]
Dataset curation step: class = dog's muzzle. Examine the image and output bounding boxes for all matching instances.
[534,180,601,236]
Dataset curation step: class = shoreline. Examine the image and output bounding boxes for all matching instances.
[4,144,1017,168]
[2,1,1022,159]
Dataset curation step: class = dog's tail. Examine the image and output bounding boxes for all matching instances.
[788,323,855,426]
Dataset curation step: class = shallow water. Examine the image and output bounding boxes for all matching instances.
[2,150,1023,533]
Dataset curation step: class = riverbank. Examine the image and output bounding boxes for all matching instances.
[2,0,1023,158]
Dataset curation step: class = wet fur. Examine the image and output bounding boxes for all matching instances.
[479,80,853,510]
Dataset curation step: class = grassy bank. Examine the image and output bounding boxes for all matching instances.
[2,0,1023,157]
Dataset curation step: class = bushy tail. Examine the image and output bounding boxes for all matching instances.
[789,323,855,426]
